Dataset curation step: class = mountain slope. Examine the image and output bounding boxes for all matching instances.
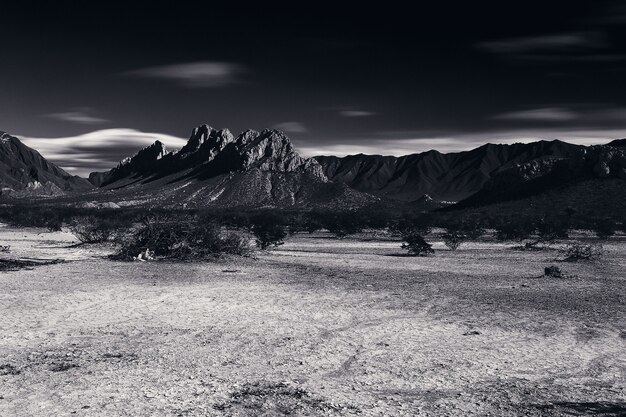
[86,125,375,209]
[0,131,93,198]
[453,144,626,210]
[315,140,583,202]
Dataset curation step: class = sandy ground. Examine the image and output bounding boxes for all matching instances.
[1,225,625,416]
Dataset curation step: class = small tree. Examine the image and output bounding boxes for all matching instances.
[401,229,434,256]
[251,213,287,250]
[393,214,432,236]
[70,217,116,244]
[535,217,569,245]
[458,218,485,240]
[495,218,535,243]
[592,218,616,240]
[443,230,466,251]
[323,212,362,238]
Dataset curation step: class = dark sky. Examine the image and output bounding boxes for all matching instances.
[2,1,626,175]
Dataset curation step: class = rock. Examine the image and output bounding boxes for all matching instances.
[544,265,563,278]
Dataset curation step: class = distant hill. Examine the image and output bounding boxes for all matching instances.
[451,144,626,211]
[0,131,93,198]
[315,140,582,202]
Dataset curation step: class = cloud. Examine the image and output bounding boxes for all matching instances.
[273,121,308,133]
[122,61,246,88]
[475,31,620,64]
[492,105,626,125]
[44,110,109,125]
[476,32,607,54]
[339,110,377,117]
[18,128,187,176]
[492,107,579,122]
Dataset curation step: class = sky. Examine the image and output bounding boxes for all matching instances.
[2,1,626,176]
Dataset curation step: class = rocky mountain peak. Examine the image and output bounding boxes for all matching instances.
[231,129,325,179]
[121,140,169,167]
[179,124,234,157]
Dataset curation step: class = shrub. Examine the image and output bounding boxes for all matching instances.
[250,213,287,250]
[544,265,563,278]
[562,243,603,262]
[592,218,616,240]
[442,230,466,251]
[392,214,432,236]
[323,212,362,238]
[113,217,251,260]
[69,217,118,244]
[495,218,535,242]
[535,216,569,244]
[401,229,434,256]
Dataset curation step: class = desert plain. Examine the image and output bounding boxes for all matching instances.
[1,225,625,416]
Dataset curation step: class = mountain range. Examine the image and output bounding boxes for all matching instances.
[0,125,624,213]
[0,131,92,198]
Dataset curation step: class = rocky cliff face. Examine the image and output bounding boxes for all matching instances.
[0,131,93,198]
[232,129,325,178]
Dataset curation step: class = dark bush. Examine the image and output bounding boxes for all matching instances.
[495,217,535,242]
[392,214,432,236]
[592,218,617,240]
[69,217,119,244]
[401,229,434,256]
[323,211,362,238]
[250,212,287,250]
[535,216,569,244]
[442,230,466,251]
[113,216,251,260]
[544,265,563,278]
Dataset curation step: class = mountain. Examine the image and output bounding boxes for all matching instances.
[0,131,93,198]
[453,143,626,210]
[86,125,375,209]
[315,140,583,202]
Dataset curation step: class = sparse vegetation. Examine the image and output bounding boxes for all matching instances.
[250,212,287,250]
[544,265,563,278]
[442,230,466,251]
[401,229,434,256]
[592,218,617,240]
[69,217,119,244]
[562,243,603,262]
[495,217,535,243]
[112,216,251,260]
[323,211,363,238]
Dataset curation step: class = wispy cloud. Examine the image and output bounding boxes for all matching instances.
[492,107,579,122]
[339,109,377,117]
[44,109,109,125]
[122,61,247,88]
[475,31,621,64]
[273,121,308,133]
[492,105,626,125]
[326,106,377,117]
[18,129,187,176]
[476,32,607,54]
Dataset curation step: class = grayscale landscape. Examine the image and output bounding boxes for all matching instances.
[2,1,626,416]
